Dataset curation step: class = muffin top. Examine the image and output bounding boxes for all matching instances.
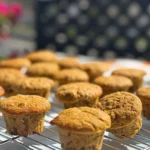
[137,87,150,99]
[50,107,111,132]
[55,69,89,84]
[94,75,133,89]
[112,68,146,79]
[96,92,142,129]
[81,62,110,79]
[26,50,57,63]
[0,58,31,69]
[0,69,25,85]
[56,82,102,103]
[0,86,5,96]
[57,57,81,69]
[27,62,59,78]
[13,77,54,90]
[0,95,50,114]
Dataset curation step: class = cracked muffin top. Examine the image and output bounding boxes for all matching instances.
[94,75,133,89]
[112,68,146,79]
[26,50,57,63]
[26,62,59,78]
[55,69,89,85]
[137,87,150,99]
[81,62,110,80]
[0,86,5,96]
[50,107,111,132]
[96,92,142,129]
[13,77,54,90]
[0,95,50,114]
[56,82,102,103]
[0,69,25,85]
[0,58,31,69]
[57,57,81,69]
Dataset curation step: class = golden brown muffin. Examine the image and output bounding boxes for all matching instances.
[109,116,142,139]
[96,92,142,129]
[56,82,102,108]
[26,50,57,63]
[137,87,150,119]
[0,58,31,70]
[81,62,111,81]
[50,107,111,150]
[57,57,81,69]
[0,69,25,97]
[0,86,5,97]
[12,77,54,98]
[55,69,89,85]
[94,75,133,96]
[112,68,146,92]
[0,94,50,136]
[26,62,60,80]
[95,92,142,139]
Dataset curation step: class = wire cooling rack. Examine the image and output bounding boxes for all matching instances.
[0,93,149,150]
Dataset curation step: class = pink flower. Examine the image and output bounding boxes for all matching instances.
[0,1,9,16]
[9,3,22,17]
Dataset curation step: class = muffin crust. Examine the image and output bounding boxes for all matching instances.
[112,68,146,79]
[56,82,102,103]
[0,95,50,114]
[0,58,31,69]
[26,50,57,63]
[81,62,110,80]
[13,77,54,91]
[94,75,132,89]
[50,107,111,132]
[27,62,59,79]
[94,75,133,96]
[55,69,89,85]
[57,57,81,69]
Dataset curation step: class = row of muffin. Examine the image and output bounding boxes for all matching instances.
[0,50,147,95]
[0,50,149,150]
[0,86,147,149]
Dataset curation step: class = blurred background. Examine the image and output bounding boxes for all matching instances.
[0,0,150,59]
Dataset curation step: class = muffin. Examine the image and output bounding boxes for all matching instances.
[95,92,142,139]
[0,58,31,71]
[26,62,60,80]
[12,77,54,98]
[137,87,150,119]
[109,116,142,139]
[26,50,57,63]
[112,68,146,92]
[50,107,111,150]
[57,57,81,69]
[93,75,133,96]
[55,69,89,85]
[0,86,5,97]
[56,82,102,108]
[81,62,110,81]
[0,95,50,136]
[0,69,25,97]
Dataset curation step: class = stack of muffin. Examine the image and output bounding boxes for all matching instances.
[0,49,148,150]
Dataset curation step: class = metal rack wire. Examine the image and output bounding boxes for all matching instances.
[0,93,149,150]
